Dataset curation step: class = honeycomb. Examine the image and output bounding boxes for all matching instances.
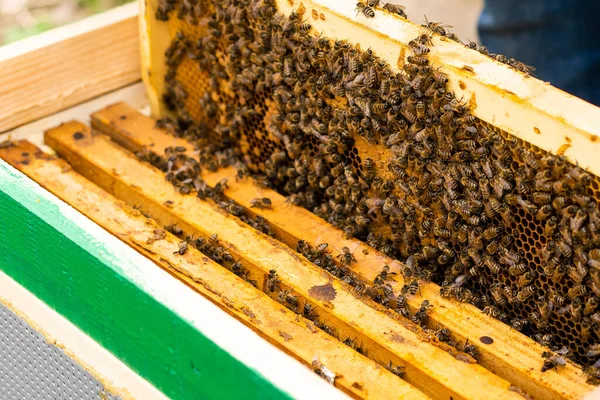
[153,0,600,371]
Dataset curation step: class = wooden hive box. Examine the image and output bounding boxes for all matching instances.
[1,1,600,399]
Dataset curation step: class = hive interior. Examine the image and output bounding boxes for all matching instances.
[151,0,600,370]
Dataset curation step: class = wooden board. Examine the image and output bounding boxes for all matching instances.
[0,3,140,133]
[141,0,600,178]
[43,121,522,400]
[91,102,594,400]
[0,140,424,400]
[0,158,339,400]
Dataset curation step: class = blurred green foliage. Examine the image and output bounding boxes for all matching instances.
[2,0,134,45]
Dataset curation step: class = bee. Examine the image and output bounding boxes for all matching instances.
[166,224,183,236]
[567,284,587,299]
[543,216,558,237]
[483,305,501,318]
[581,317,593,340]
[509,263,527,276]
[250,197,273,209]
[510,319,529,332]
[536,204,554,221]
[484,256,502,274]
[541,351,567,372]
[267,270,281,293]
[516,286,536,302]
[401,280,420,295]
[355,1,375,17]
[557,240,572,258]
[174,240,189,255]
[585,297,599,315]
[278,289,298,311]
[587,344,600,358]
[386,361,405,377]
[491,284,507,306]
[337,246,357,266]
[412,300,431,326]
[299,23,311,32]
[517,271,537,287]
[382,3,407,18]
[483,226,502,240]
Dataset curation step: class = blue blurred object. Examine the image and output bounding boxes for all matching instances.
[479,0,600,105]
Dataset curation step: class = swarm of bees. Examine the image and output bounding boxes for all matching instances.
[153,0,600,375]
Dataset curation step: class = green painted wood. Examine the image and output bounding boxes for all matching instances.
[0,159,291,400]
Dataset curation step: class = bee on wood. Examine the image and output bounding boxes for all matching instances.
[278,289,298,311]
[401,280,420,295]
[541,351,567,372]
[386,361,405,377]
[174,240,188,255]
[267,270,281,293]
[355,2,375,18]
[382,3,407,18]
[411,300,431,327]
[337,246,357,266]
[250,197,273,209]
[510,319,529,332]
[166,224,183,236]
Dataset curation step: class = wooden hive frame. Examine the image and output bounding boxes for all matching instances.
[138,0,600,398]
[0,1,599,399]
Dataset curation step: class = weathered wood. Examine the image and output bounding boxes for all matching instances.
[142,0,600,177]
[0,159,331,400]
[1,84,148,151]
[0,140,423,400]
[92,101,594,400]
[45,121,521,400]
[0,3,140,132]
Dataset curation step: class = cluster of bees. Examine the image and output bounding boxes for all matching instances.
[153,0,600,375]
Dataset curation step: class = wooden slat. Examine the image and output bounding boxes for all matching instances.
[92,101,594,400]
[0,140,424,400]
[142,0,600,177]
[44,121,522,400]
[0,3,140,132]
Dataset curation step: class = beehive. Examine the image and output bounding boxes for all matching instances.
[139,0,600,372]
[2,0,600,398]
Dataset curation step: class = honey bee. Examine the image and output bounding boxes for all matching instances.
[337,246,357,266]
[541,351,567,372]
[382,3,407,18]
[491,284,507,306]
[567,284,587,299]
[585,297,599,315]
[508,263,527,276]
[355,1,375,17]
[386,361,405,377]
[516,286,535,302]
[401,280,420,295]
[166,224,183,236]
[278,289,298,311]
[267,270,281,293]
[510,319,529,332]
[174,240,189,255]
[250,197,273,209]
[517,271,536,287]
